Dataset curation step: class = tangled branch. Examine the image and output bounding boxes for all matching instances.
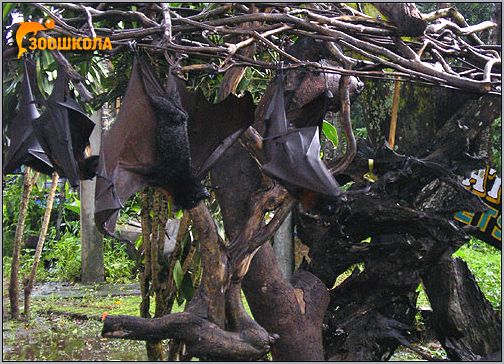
[4,3,500,95]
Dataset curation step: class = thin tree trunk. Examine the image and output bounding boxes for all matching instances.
[23,172,59,317]
[55,178,66,240]
[9,168,39,319]
[140,190,182,361]
[139,189,165,361]
[148,190,168,361]
[422,257,502,360]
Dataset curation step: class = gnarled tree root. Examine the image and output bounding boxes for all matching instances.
[102,309,277,360]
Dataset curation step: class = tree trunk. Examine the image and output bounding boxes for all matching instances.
[55,177,66,240]
[81,111,104,283]
[490,3,502,45]
[212,139,330,361]
[23,172,59,317]
[272,212,294,279]
[9,167,38,319]
[422,257,502,361]
[243,244,329,361]
[361,80,475,156]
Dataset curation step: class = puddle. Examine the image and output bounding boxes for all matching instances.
[3,282,150,361]
[31,282,141,299]
[3,313,148,361]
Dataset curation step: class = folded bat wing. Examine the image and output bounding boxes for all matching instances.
[262,75,341,198]
[3,61,53,176]
[180,85,255,178]
[95,58,158,236]
[32,68,95,187]
[263,127,341,197]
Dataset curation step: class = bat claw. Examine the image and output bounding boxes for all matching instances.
[269,333,280,343]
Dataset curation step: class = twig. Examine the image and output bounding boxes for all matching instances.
[328,74,356,174]
[160,3,172,43]
[80,4,96,38]
[50,3,159,28]
[33,3,86,36]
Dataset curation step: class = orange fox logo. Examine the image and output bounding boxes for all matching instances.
[16,18,55,59]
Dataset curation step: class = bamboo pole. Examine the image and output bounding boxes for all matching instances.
[9,168,39,319]
[23,172,59,317]
[388,79,401,149]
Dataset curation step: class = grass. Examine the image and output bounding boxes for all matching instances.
[2,281,253,361]
[2,291,150,361]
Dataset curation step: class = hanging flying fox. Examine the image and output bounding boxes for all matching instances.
[95,56,255,237]
[261,74,347,215]
[3,60,53,176]
[32,67,97,187]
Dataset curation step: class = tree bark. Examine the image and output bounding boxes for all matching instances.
[374,3,427,36]
[9,168,38,319]
[272,212,294,279]
[23,172,59,317]
[54,178,66,240]
[422,257,502,361]
[243,244,329,361]
[361,80,476,155]
[212,134,330,361]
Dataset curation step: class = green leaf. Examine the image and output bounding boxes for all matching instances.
[41,50,53,70]
[134,235,143,250]
[36,58,52,97]
[173,260,183,289]
[64,199,80,214]
[322,120,339,147]
[35,176,45,192]
[341,181,355,191]
[3,3,14,22]
[180,273,194,301]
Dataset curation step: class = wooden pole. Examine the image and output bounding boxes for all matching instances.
[80,110,104,283]
[388,79,401,149]
[9,168,39,319]
[23,172,59,317]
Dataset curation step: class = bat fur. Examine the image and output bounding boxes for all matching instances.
[145,95,209,209]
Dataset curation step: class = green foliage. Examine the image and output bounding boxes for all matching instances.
[173,259,184,289]
[3,172,139,284]
[44,232,82,282]
[322,120,339,147]
[453,238,501,311]
[3,251,49,283]
[116,192,142,225]
[2,172,52,256]
[416,3,494,27]
[103,238,137,283]
[416,237,501,312]
[2,3,15,22]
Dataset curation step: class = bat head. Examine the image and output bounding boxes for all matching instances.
[299,189,349,217]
